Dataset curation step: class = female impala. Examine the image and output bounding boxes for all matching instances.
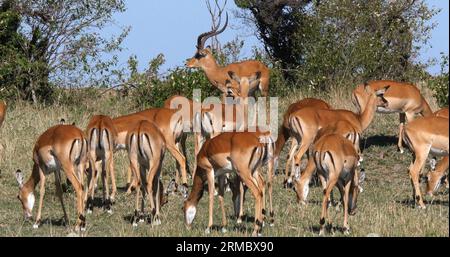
[85,115,118,214]
[295,120,363,205]
[402,116,448,209]
[352,80,433,153]
[288,84,386,186]
[273,98,331,187]
[312,133,361,236]
[186,13,270,97]
[15,125,88,231]
[183,131,274,236]
[113,106,190,196]
[126,120,166,226]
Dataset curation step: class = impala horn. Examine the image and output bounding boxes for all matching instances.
[196,12,229,50]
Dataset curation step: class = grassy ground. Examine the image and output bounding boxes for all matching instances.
[0,87,448,237]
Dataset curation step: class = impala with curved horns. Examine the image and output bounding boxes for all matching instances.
[186,13,270,97]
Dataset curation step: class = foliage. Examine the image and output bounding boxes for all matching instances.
[235,0,438,91]
[428,54,449,107]
[0,0,128,103]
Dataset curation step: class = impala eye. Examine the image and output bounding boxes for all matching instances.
[195,52,206,59]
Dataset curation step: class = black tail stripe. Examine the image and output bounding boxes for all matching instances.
[326,151,336,171]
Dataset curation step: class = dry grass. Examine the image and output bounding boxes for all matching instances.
[0,90,447,237]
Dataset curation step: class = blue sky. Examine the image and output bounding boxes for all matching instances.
[104,0,449,75]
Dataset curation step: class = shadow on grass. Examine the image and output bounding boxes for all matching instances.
[308,224,348,236]
[396,198,449,207]
[40,217,68,227]
[362,135,398,149]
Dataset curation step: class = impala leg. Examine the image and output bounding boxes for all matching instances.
[129,158,141,226]
[267,159,274,225]
[63,162,86,232]
[397,113,406,153]
[319,173,338,236]
[146,157,162,225]
[342,182,351,235]
[206,170,215,234]
[409,153,427,209]
[167,143,189,197]
[86,157,97,213]
[101,159,111,213]
[108,153,116,203]
[284,139,298,186]
[291,136,314,186]
[218,175,227,233]
[34,168,46,229]
[55,170,69,226]
[238,170,264,237]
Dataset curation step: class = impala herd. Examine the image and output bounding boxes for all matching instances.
[2,15,448,237]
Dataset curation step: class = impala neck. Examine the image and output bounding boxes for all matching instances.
[23,163,40,193]
[201,55,222,83]
[186,167,206,207]
[421,98,433,117]
[358,93,377,131]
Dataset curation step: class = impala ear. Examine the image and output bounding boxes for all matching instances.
[250,71,262,83]
[228,71,240,83]
[375,85,390,96]
[15,169,24,188]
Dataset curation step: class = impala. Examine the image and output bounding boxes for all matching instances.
[0,100,6,128]
[127,120,166,226]
[85,115,118,214]
[186,13,270,98]
[183,131,274,236]
[312,133,361,236]
[352,80,433,153]
[273,98,332,186]
[402,116,448,209]
[113,106,190,196]
[295,120,363,205]
[287,84,386,187]
[15,125,88,231]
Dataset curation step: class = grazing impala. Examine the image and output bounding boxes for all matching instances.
[183,131,274,236]
[0,100,6,129]
[287,84,386,187]
[126,120,166,226]
[311,133,361,236]
[85,115,118,214]
[15,125,88,231]
[295,120,363,205]
[402,116,448,209]
[113,106,190,196]
[352,80,433,153]
[273,98,331,186]
[186,13,270,97]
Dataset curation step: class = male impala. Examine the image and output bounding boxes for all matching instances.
[127,120,166,226]
[352,80,433,153]
[273,98,331,186]
[15,125,88,231]
[183,131,274,236]
[113,106,190,196]
[287,84,386,186]
[85,115,118,214]
[402,116,448,209]
[295,120,363,205]
[312,133,361,235]
[186,14,270,97]
[0,100,6,129]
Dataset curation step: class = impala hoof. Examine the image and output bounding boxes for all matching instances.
[132,222,138,228]
[153,219,161,226]
[32,223,39,229]
[221,227,228,234]
[344,228,350,235]
[205,228,211,234]
[237,218,243,224]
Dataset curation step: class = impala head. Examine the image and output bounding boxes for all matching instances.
[349,168,366,215]
[186,13,228,68]
[426,170,447,196]
[183,200,197,228]
[15,170,34,219]
[352,83,390,113]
